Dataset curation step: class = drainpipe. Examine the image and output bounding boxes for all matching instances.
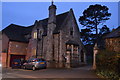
[36,29,39,58]
[41,35,43,58]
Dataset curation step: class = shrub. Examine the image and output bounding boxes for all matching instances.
[96,50,120,80]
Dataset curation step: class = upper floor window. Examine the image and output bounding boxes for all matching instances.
[33,29,43,39]
[70,30,73,35]
[39,30,42,38]
[70,27,73,36]
[33,32,37,39]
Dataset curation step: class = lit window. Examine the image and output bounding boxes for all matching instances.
[34,49,36,55]
[32,48,36,56]
[67,45,71,50]
[33,32,37,39]
[67,45,70,49]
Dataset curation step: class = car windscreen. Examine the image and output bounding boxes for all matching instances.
[27,58,45,62]
[38,58,45,61]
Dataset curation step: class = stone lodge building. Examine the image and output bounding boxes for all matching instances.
[2,2,86,68]
[104,26,120,53]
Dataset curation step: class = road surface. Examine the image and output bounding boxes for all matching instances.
[2,65,103,80]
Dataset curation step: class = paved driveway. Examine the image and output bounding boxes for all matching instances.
[2,65,102,79]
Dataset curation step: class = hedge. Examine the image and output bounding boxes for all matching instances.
[96,50,120,80]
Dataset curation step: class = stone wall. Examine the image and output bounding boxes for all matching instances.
[105,38,120,52]
[25,9,86,68]
[27,39,37,59]
[42,36,47,59]
[53,34,59,61]
[46,23,56,61]
[59,10,85,67]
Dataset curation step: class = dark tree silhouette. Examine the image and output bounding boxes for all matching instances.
[80,25,110,45]
[79,4,111,37]
[99,25,110,35]
[80,28,91,44]
[80,28,96,45]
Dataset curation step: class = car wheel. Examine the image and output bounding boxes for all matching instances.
[32,66,36,71]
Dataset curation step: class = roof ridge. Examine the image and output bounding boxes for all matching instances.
[10,24,25,27]
[39,11,69,22]
[57,11,69,16]
[10,24,34,28]
[108,26,120,34]
[105,26,120,38]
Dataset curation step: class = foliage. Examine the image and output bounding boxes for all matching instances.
[80,28,96,45]
[80,25,110,45]
[79,4,111,45]
[96,50,120,80]
[99,25,110,35]
[79,4,111,35]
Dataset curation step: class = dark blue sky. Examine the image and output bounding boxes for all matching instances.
[2,2,119,31]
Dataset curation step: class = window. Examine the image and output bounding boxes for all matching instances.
[39,30,42,39]
[70,27,73,36]
[67,45,71,49]
[33,32,37,39]
[32,48,36,56]
[70,30,73,35]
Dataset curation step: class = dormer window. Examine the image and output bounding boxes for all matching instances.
[33,29,43,39]
[33,32,37,39]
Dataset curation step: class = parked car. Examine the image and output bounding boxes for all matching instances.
[22,58,47,71]
[12,59,21,68]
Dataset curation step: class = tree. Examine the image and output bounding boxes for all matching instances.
[80,25,110,45]
[99,25,110,35]
[80,28,96,45]
[79,4,111,38]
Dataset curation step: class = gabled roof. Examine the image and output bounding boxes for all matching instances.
[105,26,120,38]
[2,11,70,42]
[2,24,34,42]
[54,11,69,34]
[39,11,69,35]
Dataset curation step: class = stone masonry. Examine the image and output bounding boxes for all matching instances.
[26,2,86,68]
